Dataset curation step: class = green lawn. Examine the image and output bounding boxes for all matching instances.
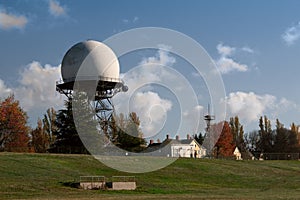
[0,152,299,199]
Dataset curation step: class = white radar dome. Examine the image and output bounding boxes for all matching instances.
[61,40,120,82]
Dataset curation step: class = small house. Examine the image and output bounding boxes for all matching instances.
[233,147,242,160]
[146,134,207,158]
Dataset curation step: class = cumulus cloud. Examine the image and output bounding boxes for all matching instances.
[0,79,12,97]
[114,45,202,138]
[130,91,172,136]
[0,10,28,30]
[114,46,176,137]
[0,61,64,125]
[140,45,176,67]
[215,43,249,74]
[217,43,236,57]
[282,22,300,45]
[49,0,66,17]
[224,91,296,124]
[182,105,204,133]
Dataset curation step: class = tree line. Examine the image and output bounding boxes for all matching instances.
[0,95,299,156]
[0,95,146,153]
[202,116,300,159]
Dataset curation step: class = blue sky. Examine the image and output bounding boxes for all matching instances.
[1,0,300,137]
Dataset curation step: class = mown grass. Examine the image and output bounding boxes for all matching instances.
[0,152,299,199]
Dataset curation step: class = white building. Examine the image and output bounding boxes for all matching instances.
[233,147,242,160]
[147,135,207,158]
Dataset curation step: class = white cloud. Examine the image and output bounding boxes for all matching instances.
[242,46,254,53]
[0,10,28,30]
[217,43,235,57]
[282,22,300,45]
[215,57,248,74]
[122,16,139,24]
[113,46,177,137]
[0,61,64,125]
[140,45,176,67]
[182,105,204,133]
[49,0,66,17]
[0,79,12,97]
[15,61,63,111]
[224,91,296,124]
[215,43,249,74]
[131,91,172,136]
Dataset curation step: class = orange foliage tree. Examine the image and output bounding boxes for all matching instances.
[213,121,235,158]
[0,95,30,152]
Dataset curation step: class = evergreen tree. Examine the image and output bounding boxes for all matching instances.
[257,116,274,153]
[194,133,204,145]
[50,99,87,154]
[273,119,288,153]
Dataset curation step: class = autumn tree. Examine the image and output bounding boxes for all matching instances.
[0,95,30,152]
[31,108,57,153]
[203,121,224,155]
[213,121,235,158]
[290,122,300,147]
[31,119,47,153]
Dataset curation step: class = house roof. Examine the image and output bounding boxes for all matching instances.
[147,138,203,148]
[180,139,194,145]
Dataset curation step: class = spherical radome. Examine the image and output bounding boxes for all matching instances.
[61,40,120,82]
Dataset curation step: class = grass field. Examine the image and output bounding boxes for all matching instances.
[0,152,299,200]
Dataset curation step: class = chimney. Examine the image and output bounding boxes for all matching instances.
[166,134,169,140]
[176,135,179,141]
[157,139,161,143]
[187,134,191,140]
[150,139,154,145]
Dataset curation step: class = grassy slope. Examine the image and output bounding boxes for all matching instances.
[0,152,299,200]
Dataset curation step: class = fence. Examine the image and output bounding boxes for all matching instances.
[253,152,299,160]
[79,176,136,190]
[79,176,106,190]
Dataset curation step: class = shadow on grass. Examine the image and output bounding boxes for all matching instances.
[60,181,80,189]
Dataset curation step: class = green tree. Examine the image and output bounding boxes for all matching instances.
[257,116,274,153]
[193,133,204,145]
[244,130,259,152]
[273,119,288,153]
[273,119,300,153]
[229,116,246,152]
[112,112,146,152]
[42,108,57,147]
[50,99,87,154]
[0,95,30,152]
[287,123,300,152]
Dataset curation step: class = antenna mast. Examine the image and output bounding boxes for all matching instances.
[204,104,215,133]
